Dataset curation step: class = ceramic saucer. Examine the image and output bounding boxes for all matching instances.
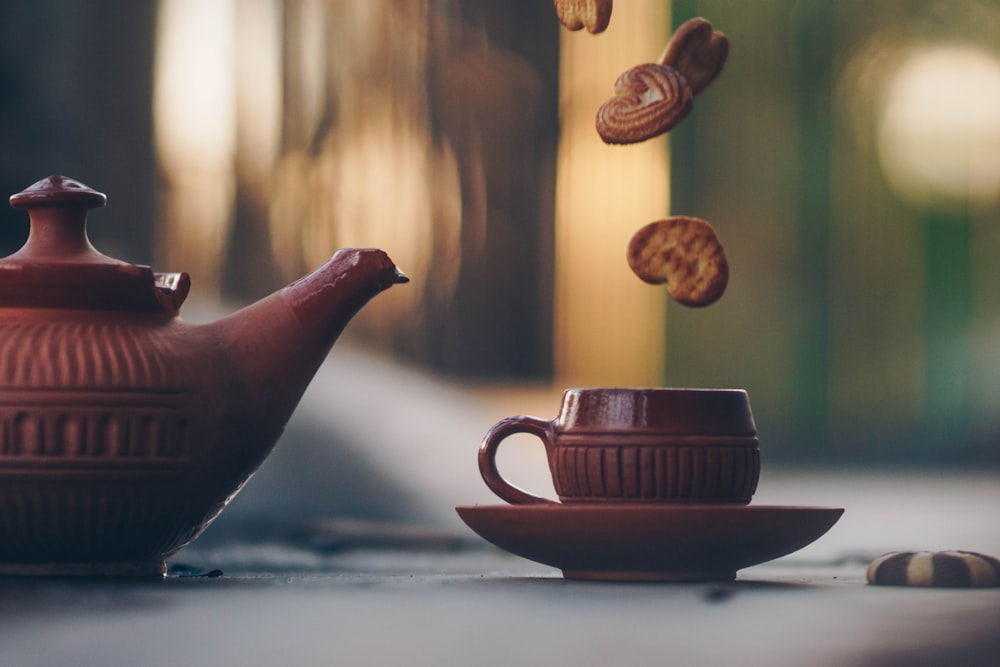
[455,504,843,582]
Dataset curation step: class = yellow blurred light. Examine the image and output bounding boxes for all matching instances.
[554,0,670,387]
[153,0,236,172]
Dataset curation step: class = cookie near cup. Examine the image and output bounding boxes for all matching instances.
[478,388,760,505]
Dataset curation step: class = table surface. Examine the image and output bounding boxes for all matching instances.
[1,468,998,667]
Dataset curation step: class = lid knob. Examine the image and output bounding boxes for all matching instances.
[7,175,114,264]
[10,175,107,210]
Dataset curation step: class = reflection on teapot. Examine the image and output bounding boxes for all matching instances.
[0,175,408,576]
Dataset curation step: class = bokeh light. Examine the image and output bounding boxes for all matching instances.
[878,46,1000,209]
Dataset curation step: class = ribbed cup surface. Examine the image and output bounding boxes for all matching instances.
[552,438,759,503]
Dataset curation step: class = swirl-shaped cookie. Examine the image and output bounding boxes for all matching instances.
[627,216,729,307]
[596,63,693,145]
[658,17,730,96]
[867,550,1000,588]
[553,0,612,34]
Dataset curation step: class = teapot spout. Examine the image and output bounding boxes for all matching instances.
[283,248,409,339]
[205,248,408,431]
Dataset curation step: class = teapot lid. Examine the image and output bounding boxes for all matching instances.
[2,175,188,312]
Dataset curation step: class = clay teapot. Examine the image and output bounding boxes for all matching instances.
[0,175,408,576]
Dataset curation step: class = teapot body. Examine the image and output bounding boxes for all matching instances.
[0,310,251,573]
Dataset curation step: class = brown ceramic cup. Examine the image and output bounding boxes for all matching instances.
[478,388,760,505]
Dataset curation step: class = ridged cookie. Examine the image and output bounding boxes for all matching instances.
[627,216,729,307]
[553,0,612,34]
[595,63,693,145]
[658,17,730,95]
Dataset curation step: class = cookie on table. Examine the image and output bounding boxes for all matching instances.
[867,550,1000,588]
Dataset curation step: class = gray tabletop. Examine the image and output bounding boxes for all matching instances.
[2,466,999,667]
[1,545,998,667]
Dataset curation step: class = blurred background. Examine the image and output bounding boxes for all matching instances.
[0,0,998,473]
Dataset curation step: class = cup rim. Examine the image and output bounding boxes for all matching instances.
[561,387,747,394]
[556,387,756,435]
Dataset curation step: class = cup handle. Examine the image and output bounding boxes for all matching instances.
[478,416,557,505]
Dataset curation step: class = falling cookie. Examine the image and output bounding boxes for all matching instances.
[867,550,1000,588]
[595,63,693,144]
[658,17,730,95]
[553,0,613,34]
[627,216,729,307]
